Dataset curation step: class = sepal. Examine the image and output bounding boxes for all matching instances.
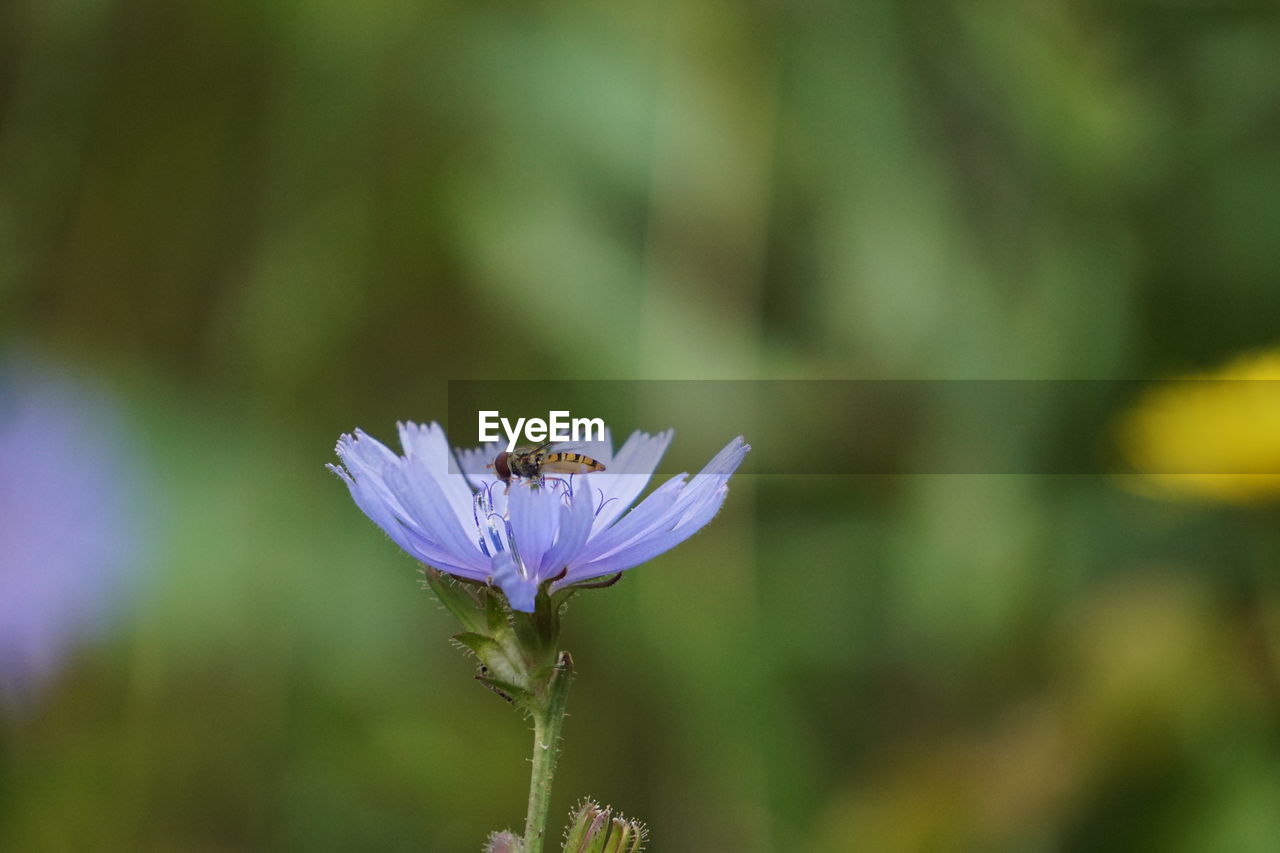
[486,584,511,633]
[451,632,523,686]
[474,671,536,706]
[423,566,487,634]
[424,563,569,714]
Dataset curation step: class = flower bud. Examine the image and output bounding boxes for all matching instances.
[484,829,523,853]
[562,799,647,852]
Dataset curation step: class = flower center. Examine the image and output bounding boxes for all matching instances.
[470,478,586,580]
[471,482,510,561]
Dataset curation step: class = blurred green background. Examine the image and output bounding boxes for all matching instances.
[3,0,1280,850]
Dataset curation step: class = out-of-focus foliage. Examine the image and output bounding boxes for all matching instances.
[1,0,1279,850]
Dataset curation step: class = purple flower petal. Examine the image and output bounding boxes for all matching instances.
[333,433,465,568]
[589,430,673,532]
[574,475,686,566]
[507,483,559,581]
[491,550,536,613]
[455,441,504,479]
[332,422,748,612]
[567,480,732,581]
[561,436,749,584]
[541,475,596,574]
[397,459,490,572]
[396,422,476,533]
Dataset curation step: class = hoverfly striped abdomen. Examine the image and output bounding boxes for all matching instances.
[489,443,605,485]
[540,451,606,475]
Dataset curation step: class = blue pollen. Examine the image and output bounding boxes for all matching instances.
[472,489,510,557]
[503,517,526,579]
[471,491,490,556]
[594,490,618,518]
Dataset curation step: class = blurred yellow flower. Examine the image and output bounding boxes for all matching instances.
[1120,349,1280,504]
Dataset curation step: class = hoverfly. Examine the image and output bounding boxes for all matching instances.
[489,442,605,486]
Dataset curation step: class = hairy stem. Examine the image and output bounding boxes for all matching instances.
[523,652,574,853]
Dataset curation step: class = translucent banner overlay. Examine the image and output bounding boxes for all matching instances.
[446,380,1280,476]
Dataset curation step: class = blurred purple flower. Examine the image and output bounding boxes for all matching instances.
[0,359,141,710]
[330,423,748,612]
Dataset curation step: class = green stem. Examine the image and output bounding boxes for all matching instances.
[523,652,574,853]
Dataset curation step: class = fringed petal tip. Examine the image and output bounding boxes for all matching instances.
[396,420,446,455]
[333,430,371,458]
[717,435,751,468]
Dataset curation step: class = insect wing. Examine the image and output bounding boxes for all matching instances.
[510,442,554,456]
[542,441,588,453]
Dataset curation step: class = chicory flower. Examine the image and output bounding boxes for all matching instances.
[329,423,748,612]
[0,359,142,710]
